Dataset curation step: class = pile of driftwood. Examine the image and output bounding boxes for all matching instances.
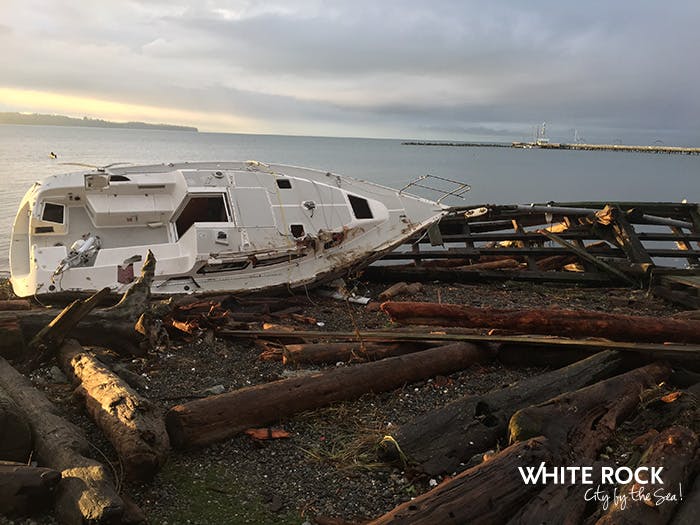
[0,252,699,524]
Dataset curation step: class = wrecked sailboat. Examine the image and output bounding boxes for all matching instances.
[10,161,460,297]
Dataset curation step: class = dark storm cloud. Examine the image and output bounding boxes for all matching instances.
[2,1,699,140]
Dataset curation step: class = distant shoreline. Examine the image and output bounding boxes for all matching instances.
[0,112,198,132]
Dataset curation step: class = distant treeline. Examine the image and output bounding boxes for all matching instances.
[0,112,198,132]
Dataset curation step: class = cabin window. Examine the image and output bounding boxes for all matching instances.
[42,202,65,224]
[175,194,230,238]
[276,179,292,189]
[348,195,373,219]
[290,224,305,237]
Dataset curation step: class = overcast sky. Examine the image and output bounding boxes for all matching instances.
[1,1,699,143]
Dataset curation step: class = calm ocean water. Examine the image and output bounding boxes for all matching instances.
[1,124,698,271]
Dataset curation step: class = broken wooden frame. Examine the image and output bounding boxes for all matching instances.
[366,201,700,307]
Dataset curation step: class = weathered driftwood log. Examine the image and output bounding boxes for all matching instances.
[58,339,169,481]
[0,461,61,517]
[381,281,423,298]
[1,314,146,360]
[506,461,612,525]
[536,254,577,271]
[0,384,32,462]
[368,437,552,525]
[0,357,123,524]
[282,341,433,365]
[0,317,27,360]
[509,363,671,459]
[671,473,700,525]
[596,426,698,525]
[381,302,700,344]
[166,342,492,448]
[379,350,622,475]
[454,258,520,271]
[0,299,31,311]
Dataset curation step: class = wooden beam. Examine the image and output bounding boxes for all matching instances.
[217,328,700,362]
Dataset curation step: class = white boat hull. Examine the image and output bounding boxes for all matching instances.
[10,161,448,297]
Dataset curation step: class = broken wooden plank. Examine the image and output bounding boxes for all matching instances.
[590,205,654,265]
[166,342,492,448]
[537,229,639,285]
[27,287,111,368]
[218,328,700,363]
[671,226,700,266]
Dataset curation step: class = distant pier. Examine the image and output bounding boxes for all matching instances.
[511,141,700,155]
[403,140,700,155]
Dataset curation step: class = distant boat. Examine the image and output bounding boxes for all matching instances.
[49,151,57,159]
[10,161,452,297]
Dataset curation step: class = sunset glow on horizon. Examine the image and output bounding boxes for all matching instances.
[0,87,258,132]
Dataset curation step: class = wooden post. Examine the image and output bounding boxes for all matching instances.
[671,225,700,266]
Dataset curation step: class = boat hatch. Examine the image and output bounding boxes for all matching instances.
[34,202,67,235]
[174,194,231,238]
[348,195,373,219]
[42,202,65,224]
